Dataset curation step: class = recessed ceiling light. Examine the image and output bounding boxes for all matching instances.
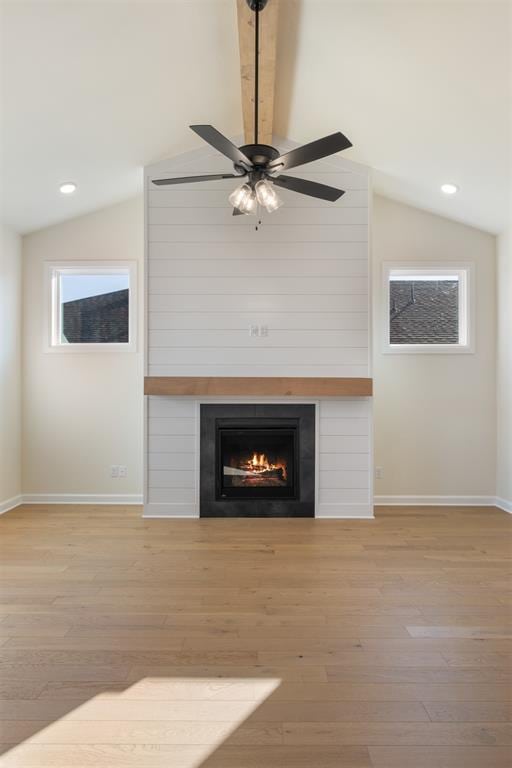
[441,183,458,195]
[59,182,77,195]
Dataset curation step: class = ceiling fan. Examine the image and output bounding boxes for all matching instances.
[153,0,352,216]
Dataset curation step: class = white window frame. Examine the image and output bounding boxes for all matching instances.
[44,261,137,353]
[382,262,474,354]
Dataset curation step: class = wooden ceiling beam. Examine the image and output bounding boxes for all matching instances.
[236,0,279,146]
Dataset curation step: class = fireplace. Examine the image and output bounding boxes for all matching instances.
[200,404,315,517]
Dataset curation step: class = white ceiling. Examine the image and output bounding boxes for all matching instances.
[1,0,510,235]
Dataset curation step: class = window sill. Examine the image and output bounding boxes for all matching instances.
[44,343,137,354]
[383,344,474,355]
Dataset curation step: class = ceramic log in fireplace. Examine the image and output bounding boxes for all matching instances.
[200,404,315,517]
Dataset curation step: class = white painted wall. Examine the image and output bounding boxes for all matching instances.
[22,199,144,501]
[372,195,497,501]
[497,228,512,509]
[0,223,22,511]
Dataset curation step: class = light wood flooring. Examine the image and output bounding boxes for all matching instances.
[0,504,511,767]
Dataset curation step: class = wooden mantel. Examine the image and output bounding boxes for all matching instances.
[144,377,373,397]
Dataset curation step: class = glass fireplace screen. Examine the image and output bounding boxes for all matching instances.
[217,424,298,499]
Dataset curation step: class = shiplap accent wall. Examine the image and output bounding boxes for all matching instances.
[146,396,372,518]
[144,138,372,517]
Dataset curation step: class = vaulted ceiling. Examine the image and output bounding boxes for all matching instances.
[0,0,510,234]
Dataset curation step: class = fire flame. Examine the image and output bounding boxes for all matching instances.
[246,452,287,480]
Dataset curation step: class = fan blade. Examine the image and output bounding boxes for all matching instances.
[190,125,253,168]
[152,173,241,186]
[269,132,352,172]
[273,174,345,202]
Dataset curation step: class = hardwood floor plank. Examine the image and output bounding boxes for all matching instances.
[252,700,430,722]
[0,700,85,720]
[182,637,364,652]
[0,663,131,682]
[325,666,512,683]
[282,721,512,745]
[269,681,512,702]
[1,720,285,746]
[368,746,512,767]
[441,652,512,668]
[359,638,512,653]
[0,682,46,700]
[423,701,512,722]
[258,650,448,666]
[63,699,282,722]
[0,613,169,630]
[38,678,272,701]
[126,664,328,682]
[3,637,190,651]
[407,626,512,639]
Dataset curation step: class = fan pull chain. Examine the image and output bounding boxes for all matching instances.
[255,202,262,231]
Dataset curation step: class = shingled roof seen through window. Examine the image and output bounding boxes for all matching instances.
[62,289,129,343]
[390,279,459,345]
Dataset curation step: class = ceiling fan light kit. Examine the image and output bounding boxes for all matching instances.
[153,0,353,218]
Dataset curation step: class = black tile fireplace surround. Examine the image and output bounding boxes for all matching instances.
[200,404,315,518]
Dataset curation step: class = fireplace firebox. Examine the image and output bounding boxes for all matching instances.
[218,420,298,500]
[200,404,315,517]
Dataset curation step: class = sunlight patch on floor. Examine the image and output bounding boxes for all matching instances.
[1,677,282,767]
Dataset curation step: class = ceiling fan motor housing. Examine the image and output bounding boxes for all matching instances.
[235,144,280,174]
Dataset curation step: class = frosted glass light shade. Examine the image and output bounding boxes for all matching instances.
[229,184,257,214]
[255,179,283,212]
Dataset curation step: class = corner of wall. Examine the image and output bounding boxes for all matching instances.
[496,228,512,510]
[0,222,22,512]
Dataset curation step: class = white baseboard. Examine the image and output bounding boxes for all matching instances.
[0,495,23,515]
[22,494,143,505]
[317,503,374,519]
[495,497,512,514]
[374,495,500,507]
[2,494,508,516]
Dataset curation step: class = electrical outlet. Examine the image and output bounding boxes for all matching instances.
[118,465,127,478]
[260,325,268,337]
[110,465,119,478]
[249,325,259,337]
[375,466,383,480]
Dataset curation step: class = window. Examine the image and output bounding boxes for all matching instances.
[45,263,137,351]
[383,263,473,353]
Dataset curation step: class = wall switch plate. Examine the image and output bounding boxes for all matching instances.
[375,466,383,480]
[260,325,268,336]
[110,465,119,478]
[249,325,259,337]
[118,465,127,478]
